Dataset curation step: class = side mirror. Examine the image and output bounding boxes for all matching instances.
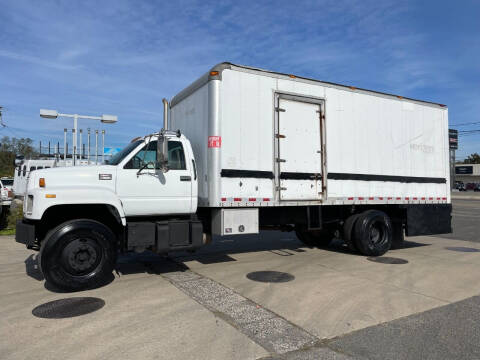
[157,133,169,172]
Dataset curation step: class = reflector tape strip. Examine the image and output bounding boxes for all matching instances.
[220,197,272,203]
[218,196,448,204]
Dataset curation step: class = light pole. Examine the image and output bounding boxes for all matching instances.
[40,109,117,166]
[102,130,105,164]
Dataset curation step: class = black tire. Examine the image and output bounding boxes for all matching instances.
[353,210,392,256]
[343,214,360,252]
[295,226,335,248]
[39,219,117,291]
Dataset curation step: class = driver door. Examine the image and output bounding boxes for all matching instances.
[116,139,192,216]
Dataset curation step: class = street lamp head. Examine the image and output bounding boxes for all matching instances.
[40,109,58,119]
[101,114,118,123]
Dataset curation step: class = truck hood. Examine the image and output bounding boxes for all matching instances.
[27,165,118,192]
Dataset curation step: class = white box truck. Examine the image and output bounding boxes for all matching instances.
[16,63,452,291]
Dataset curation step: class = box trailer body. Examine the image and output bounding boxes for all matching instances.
[170,63,450,209]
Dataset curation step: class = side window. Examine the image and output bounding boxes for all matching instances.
[45,166,50,169]
[123,140,186,170]
[168,141,186,170]
[30,166,36,172]
[22,166,26,177]
[37,166,43,170]
[124,141,158,170]
[17,167,21,176]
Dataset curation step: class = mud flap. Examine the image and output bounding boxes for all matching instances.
[405,204,452,236]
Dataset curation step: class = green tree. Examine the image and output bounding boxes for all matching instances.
[463,153,480,164]
[0,136,37,177]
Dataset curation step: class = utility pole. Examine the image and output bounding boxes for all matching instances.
[95,130,99,165]
[87,128,91,164]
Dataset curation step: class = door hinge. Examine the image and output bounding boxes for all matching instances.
[316,110,325,119]
[276,158,286,163]
[275,134,286,139]
[276,186,287,191]
[275,107,286,112]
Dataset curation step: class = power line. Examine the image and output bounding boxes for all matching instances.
[458,129,480,135]
[450,121,480,127]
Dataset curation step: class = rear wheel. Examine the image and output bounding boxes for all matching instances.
[39,219,117,291]
[295,226,335,248]
[353,210,392,256]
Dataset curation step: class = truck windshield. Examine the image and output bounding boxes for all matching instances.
[108,140,143,165]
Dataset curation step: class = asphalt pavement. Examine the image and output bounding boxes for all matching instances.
[439,197,480,242]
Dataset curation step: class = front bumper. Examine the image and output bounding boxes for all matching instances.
[16,220,36,248]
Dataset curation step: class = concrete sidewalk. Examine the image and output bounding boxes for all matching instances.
[2,230,480,359]
[0,237,268,360]
[176,234,480,341]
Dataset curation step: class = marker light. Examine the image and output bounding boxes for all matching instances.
[45,194,56,198]
[39,178,45,187]
[210,71,219,76]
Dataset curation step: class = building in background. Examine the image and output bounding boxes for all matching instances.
[455,164,480,185]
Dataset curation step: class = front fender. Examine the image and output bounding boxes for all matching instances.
[24,186,126,226]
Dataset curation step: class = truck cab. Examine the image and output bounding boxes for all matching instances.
[17,130,203,291]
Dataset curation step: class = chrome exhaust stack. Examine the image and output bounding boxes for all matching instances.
[162,98,168,131]
[157,98,170,172]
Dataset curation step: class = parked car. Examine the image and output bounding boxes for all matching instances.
[456,182,467,191]
[0,177,14,208]
[474,184,480,192]
[466,183,476,191]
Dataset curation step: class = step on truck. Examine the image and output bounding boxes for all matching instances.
[16,63,452,291]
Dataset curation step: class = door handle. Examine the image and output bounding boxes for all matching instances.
[180,175,191,182]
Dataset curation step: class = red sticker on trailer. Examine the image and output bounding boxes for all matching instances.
[208,136,222,148]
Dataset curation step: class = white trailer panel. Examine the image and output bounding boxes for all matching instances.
[170,63,449,208]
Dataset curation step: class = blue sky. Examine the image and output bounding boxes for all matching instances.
[0,0,479,159]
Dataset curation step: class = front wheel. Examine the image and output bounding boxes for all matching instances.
[39,219,117,291]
